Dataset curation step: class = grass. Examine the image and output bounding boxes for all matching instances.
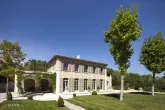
[0,100,69,110]
[67,93,165,110]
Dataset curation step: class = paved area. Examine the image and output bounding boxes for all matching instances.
[0,93,6,103]
[64,100,86,110]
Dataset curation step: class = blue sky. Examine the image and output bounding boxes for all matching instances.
[0,0,165,75]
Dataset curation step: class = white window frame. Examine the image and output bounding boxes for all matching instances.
[92,79,96,90]
[63,62,68,71]
[74,79,79,91]
[100,79,103,89]
[74,63,79,72]
[84,79,88,90]
[63,78,68,92]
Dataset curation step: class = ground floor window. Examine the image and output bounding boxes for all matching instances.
[92,79,96,90]
[84,79,88,90]
[100,79,103,89]
[74,79,79,91]
[63,78,68,91]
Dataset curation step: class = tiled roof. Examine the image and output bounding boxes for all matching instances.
[48,55,108,66]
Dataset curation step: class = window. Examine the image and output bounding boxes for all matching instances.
[63,78,68,91]
[74,79,79,91]
[100,79,103,89]
[84,79,88,90]
[63,62,68,71]
[92,79,96,90]
[75,63,79,72]
[84,65,88,72]
[101,68,103,74]
[93,66,96,73]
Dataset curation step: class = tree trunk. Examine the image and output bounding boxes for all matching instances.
[152,73,155,96]
[6,77,8,98]
[120,75,124,101]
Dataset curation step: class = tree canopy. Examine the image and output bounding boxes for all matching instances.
[24,59,47,72]
[0,40,26,76]
[104,4,142,74]
[140,32,165,74]
[140,32,165,95]
[104,4,142,101]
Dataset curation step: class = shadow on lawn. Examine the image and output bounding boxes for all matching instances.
[129,92,152,95]
[104,94,120,99]
[104,92,152,99]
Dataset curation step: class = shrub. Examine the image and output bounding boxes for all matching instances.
[57,96,64,107]
[97,86,100,90]
[73,93,76,97]
[91,91,97,95]
[87,86,90,91]
[28,95,33,100]
[7,92,12,100]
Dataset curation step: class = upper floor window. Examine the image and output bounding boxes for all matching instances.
[101,68,104,74]
[63,62,68,70]
[84,65,88,72]
[93,66,96,73]
[75,63,79,72]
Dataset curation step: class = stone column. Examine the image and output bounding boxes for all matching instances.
[14,74,18,94]
[56,71,60,94]
[56,59,61,94]
[110,74,112,89]
[105,69,107,90]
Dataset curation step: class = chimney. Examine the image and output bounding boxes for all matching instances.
[77,55,80,59]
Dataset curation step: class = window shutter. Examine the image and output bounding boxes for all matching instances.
[82,65,84,73]
[88,67,90,73]
[68,63,70,71]
[96,68,99,74]
[61,62,63,70]
[72,64,75,72]
[102,69,105,75]
[87,67,89,73]
[91,67,93,73]
[69,64,72,71]
[78,65,81,72]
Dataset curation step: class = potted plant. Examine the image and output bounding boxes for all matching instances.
[97,86,100,92]
[87,86,91,92]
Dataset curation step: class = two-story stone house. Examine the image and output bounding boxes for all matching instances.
[47,55,112,94]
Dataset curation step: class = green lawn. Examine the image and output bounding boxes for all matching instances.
[67,93,165,110]
[0,100,69,110]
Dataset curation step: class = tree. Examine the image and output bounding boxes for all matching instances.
[163,73,165,79]
[140,32,165,96]
[107,68,113,76]
[104,4,142,101]
[24,59,47,72]
[0,40,25,97]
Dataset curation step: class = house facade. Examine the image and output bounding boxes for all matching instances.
[47,55,112,94]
